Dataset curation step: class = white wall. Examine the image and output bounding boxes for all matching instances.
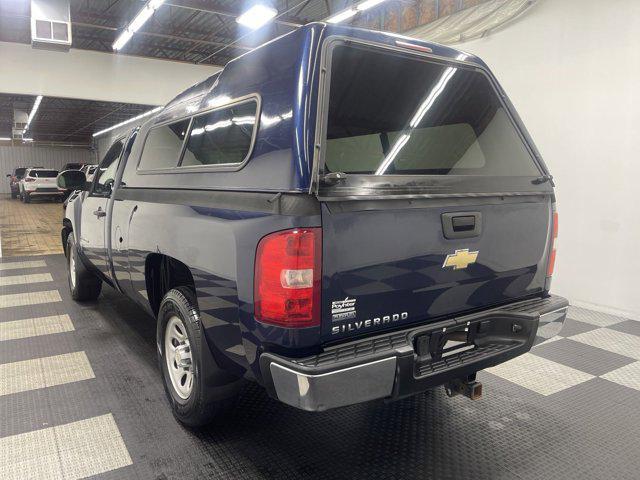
[0,41,220,106]
[450,0,640,318]
[0,144,94,194]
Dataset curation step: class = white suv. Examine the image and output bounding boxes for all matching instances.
[19,168,65,203]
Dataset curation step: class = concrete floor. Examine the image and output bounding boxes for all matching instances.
[0,195,64,257]
[1,199,640,479]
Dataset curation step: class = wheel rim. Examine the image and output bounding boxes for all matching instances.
[165,315,193,400]
[69,249,76,288]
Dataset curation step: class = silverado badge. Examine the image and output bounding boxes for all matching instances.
[443,249,479,270]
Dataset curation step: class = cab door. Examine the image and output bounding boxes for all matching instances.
[79,138,125,278]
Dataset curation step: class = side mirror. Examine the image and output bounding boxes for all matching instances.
[57,170,87,191]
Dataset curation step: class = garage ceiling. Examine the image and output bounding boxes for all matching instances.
[0,0,490,66]
[0,93,151,144]
[0,0,491,145]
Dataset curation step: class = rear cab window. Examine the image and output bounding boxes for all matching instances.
[316,41,545,197]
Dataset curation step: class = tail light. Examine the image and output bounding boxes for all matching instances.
[547,209,558,276]
[254,228,321,328]
[25,177,36,182]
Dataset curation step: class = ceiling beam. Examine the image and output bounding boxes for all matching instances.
[72,21,252,51]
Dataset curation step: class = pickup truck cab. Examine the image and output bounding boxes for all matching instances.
[58,23,567,426]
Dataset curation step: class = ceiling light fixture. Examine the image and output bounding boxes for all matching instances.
[93,106,163,138]
[0,137,11,141]
[23,95,43,134]
[236,4,278,30]
[112,0,165,51]
[326,0,388,23]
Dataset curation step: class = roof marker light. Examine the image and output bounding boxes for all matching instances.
[395,40,433,53]
[236,4,278,30]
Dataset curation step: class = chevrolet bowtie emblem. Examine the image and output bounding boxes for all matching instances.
[442,249,479,270]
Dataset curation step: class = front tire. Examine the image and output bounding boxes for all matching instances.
[158,287,241,427]
[23,192,30,203]
[11,191,17,199]
[66,234,102,301]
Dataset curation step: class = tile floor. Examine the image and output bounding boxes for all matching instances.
[0,195,64,257]
[0,253,639,479]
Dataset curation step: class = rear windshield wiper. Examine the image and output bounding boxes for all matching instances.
[321,172,348,185]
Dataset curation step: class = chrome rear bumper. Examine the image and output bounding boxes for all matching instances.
[261,294,568,411]
[269,357,397,411]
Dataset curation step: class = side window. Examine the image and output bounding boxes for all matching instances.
[180,101,257,167]
[138,119,190,170]
[92,139,124,196]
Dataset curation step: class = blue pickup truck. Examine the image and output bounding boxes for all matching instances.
[58,23,567,426]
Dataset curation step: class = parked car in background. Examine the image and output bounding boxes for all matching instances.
[61,162,84,171]
[59,23,567,427]
[19,168,65,203]
[6,167,28,199]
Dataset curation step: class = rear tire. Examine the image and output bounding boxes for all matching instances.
[158,287,241,427]
[11,191,17,199]
[66,234,102,301]
[23,192,30,203]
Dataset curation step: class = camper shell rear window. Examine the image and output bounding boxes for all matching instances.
[322,43,541,179]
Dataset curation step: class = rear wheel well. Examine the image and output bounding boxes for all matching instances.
[145,254,197,317]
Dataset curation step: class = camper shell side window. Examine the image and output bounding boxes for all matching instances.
[136,95,260,174]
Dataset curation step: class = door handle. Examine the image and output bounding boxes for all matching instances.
[452,215,476,232]
[93,207,106,218]
[442,212,482,239]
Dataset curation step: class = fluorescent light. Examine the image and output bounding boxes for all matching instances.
[326,8,357,23]
[236,4,278,30]
[93,106,163,137]
[207,95,231,107]
[23,95,43,134]
[375,133,410,175]
[22,138,34,142]
[326,0,388,23]
[113,30,133,51]
[112,0,165,51]
[409,67,457,128]
[0,137,11,141]
[129,6,154,33]
[357,0,387,11]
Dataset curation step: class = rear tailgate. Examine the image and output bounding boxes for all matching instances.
[314,39,554,342]
[322,197,552,340]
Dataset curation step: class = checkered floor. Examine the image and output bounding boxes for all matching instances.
[486,306,640,396]
[1,254,640,479]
